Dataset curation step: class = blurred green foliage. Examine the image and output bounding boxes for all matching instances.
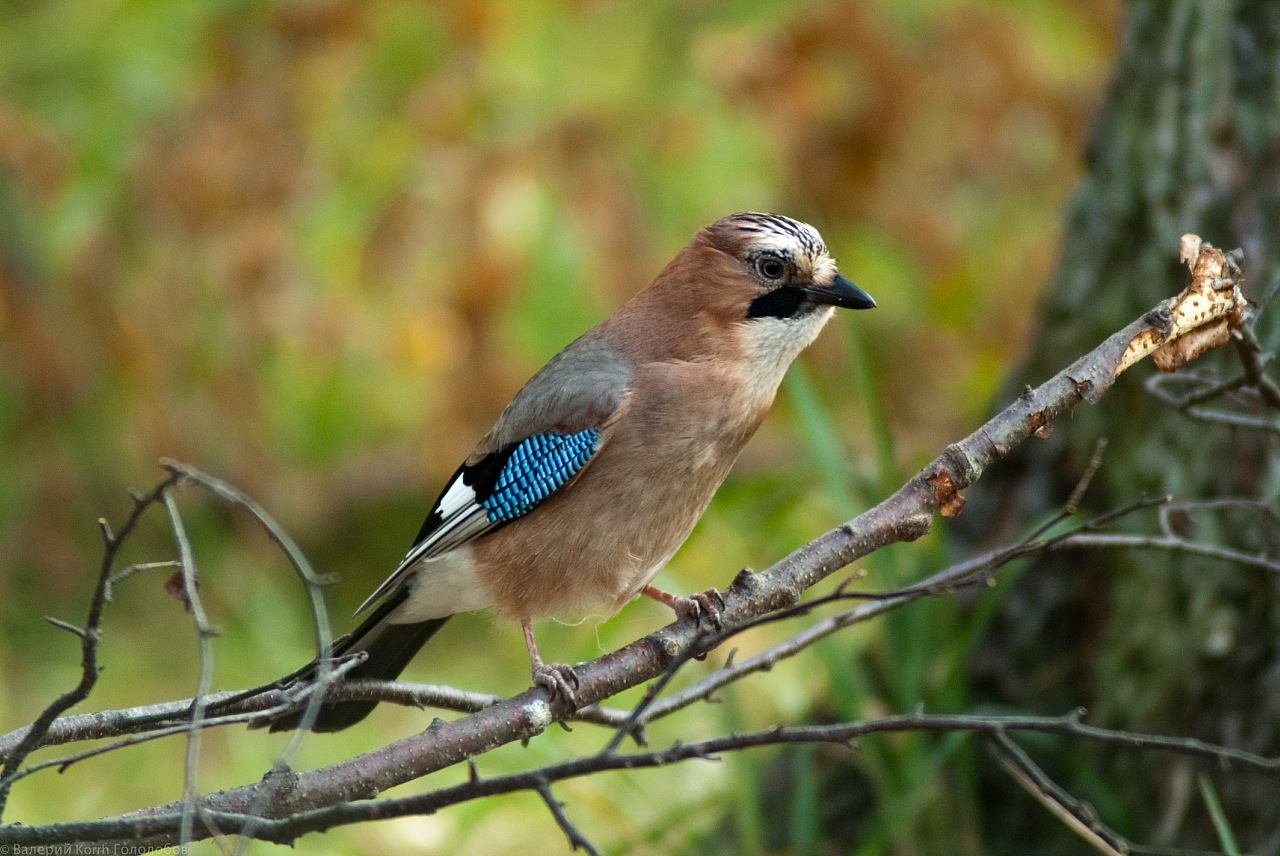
[0,0,1119,852]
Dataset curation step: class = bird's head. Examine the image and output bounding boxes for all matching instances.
[702,212,876,320]
[608,212,874,366]
[658,212,877,371]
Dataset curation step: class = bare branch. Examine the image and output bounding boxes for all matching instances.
[41,617,89,640]
[1157,498,1280,537]
[1065,437,1109,514]
[0,681,632,760]
[159,461,336,680]
[990,734,1125,856]
[638,491,1164,726]
[534,779,602,856]
[161,491,216,848]
[105,561,181,601]
[1051,533,1280,575]
[1232,320,1280,409]
[0,656,370,795]
[157,460,339,850]
[1175,406,1280,436]
[1142,297,1280,438]
[5,711,1275,848]
[0,471,181,819]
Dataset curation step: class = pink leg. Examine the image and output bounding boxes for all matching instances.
[521,619,579,706]
[641,584,726,630]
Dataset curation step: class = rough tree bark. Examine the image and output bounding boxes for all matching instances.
[966,2,1280,851]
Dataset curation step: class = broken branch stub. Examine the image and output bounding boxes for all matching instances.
[1117,235,1248,376]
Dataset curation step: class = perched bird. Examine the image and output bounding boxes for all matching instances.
[269,212,874,732]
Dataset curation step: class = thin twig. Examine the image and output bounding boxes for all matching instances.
[162,491,218,848]
[990,734,1228,856]
[1050,533,1280,575]
[534,779,602,856]
[0,681,631,760]
[990,733,1123,855]
[158,460,336,855]
[1066,437,1109,513]
[0,656,371,793]
[105,561,181,602]
[1158,497,1280,537]
[41,617,89,640]
[1181,407,1280,436]
[0,472,181,819]
[160,460,336,722]
[1146,371,1249,409]
[639,491,1157,727]
[599,625,719,755]
[1232,322,1280,409]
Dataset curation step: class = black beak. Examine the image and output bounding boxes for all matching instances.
[801,274,876,310]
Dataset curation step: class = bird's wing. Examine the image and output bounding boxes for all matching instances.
[354,334,633,616]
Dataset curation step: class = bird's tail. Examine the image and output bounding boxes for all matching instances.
[259,590,449,733]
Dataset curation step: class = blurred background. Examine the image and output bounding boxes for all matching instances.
[0,0,1122,853]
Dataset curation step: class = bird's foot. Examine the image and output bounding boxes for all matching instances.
[679,587,726,632]
[521,619,579,709]
[532,661,580,709]
[642,584,726,632]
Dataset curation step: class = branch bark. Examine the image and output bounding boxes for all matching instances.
[6,711,1276,847]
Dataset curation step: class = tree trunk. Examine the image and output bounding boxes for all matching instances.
[966,1,1280,850]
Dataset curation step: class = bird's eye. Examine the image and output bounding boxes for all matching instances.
[756,256,786,281]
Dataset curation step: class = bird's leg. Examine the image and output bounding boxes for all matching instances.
[641,584,726,631]
[521,619,579,708]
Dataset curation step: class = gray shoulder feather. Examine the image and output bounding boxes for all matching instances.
[475,330,634,457]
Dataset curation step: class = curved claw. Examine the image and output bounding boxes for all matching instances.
[676,587,726,632]
[642,584,726,632]
[532,662,580,709]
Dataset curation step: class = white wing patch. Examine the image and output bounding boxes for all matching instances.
[353,470,496,616]
[435,477,476,519]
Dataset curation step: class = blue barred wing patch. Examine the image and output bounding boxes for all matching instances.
[481,429,602,523]
[356,427,604,617]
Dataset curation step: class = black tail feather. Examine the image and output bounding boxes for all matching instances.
[261,589,450,733]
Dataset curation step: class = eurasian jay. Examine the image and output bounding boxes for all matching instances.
[269,212,875,732]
